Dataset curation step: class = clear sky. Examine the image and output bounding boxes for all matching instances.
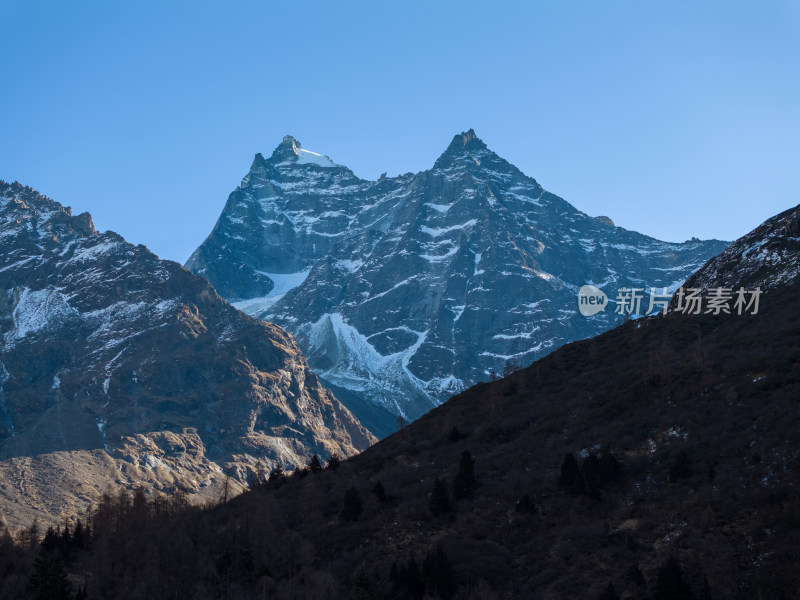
[1,1,798,263]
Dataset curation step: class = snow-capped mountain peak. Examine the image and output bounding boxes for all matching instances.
[187,132,729,436]
[433,128,494,169]
[268,135,339,168]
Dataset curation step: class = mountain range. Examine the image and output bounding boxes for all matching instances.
[0,180,373,530]
[9,203,795,599]
[187,130,729,436]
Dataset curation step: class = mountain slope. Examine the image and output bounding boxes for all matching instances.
[187,130,729,436]
[0,180,374,530]
[23,205,798,599]
[675,203,800,293]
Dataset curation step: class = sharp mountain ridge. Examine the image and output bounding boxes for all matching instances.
[187,130,729,436]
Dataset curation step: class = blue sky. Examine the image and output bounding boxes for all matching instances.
[1,1,798,263]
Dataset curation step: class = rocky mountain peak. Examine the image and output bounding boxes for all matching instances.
[248,152,269,174]
[268,135,301,163]
[1,180,97,238]
[187,134,730,438]
[270,135,303,162]
[595,215,615,227]
[458,127,480,145]
[264,135,340,168]
[433,128,493,170]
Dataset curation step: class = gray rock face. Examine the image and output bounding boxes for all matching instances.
[0,181,374,494]
[187,130,729,437]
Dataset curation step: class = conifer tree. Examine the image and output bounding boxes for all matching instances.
[598,451,621,483]
[700,574,713,600]
[27,551,73,600]
[452,450,476,499]
[422,545,456,600]
[341,486,363,522]
[41,526,60,553]
[598,582,620,600]
[515,494,538,514]
[559,453,579,487]
[624,563,645,588]
[352,571,381,600]
[654,556,692,600]
[669,450,691,483]
[308,454,323,473]
[327,453,341,471]
[447,426,463,442]
[581,454,603,500]
[571,470,587,495]
[429,478,450,516]
[402,557,423,599]
[268,465,286,486]
[371,480,386,503]
[391,557,425,600]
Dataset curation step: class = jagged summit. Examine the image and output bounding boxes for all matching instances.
[248,152,269,175]
[451,128,485,149]
[0,180,97,237]
[265,135,339,168]
[268,135,302,163]
[433,128,494,170]
[240,137,344,190]
[187,133,729,437]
